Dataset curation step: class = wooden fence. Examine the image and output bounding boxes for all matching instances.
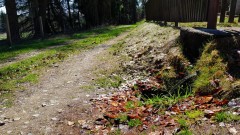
[146,0,240,29]
[146,0,210,22]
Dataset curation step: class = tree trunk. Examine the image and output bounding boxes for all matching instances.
[29,0,48,37]
[220,0,227,22]
[229,0,237,23]
[67,0,73,29]
[5,0,20,41]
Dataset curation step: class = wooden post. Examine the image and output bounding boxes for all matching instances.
[6,14,12,46]
[220,0,227,22]
[239,14,240,23]
[39,16,44,38]
[175,22,179,27]
[229,0,237,23]
[207,0,220,29]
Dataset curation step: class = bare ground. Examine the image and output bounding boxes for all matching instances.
[0,32,130,135]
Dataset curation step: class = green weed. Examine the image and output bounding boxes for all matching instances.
[128,119,142,127]
[178,119,189,129]
[177,129,193,135]
[215,112,240,122]
[186,110,203,119]
[117,114,128,123]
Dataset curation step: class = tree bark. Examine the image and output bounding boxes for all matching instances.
[220,0,227,22]
[229,0,237,23]
[67,0,73,29]
[5,0,20,41]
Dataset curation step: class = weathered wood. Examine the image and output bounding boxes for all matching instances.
[220,0,227,22]
[146,0,209,22]
[229,0,237,23]
[207,0,219,29]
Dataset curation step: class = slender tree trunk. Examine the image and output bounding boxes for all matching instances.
[67,0,73,28]
[5,0,20,41]
[229,0,237,23]
[220,0,227,22]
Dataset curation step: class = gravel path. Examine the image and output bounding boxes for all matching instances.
[0,32,129,135]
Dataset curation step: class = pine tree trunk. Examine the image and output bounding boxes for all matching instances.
[229,0,237,23]
[5,0,20,41]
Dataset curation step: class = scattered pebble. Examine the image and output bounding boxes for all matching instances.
[42,103,47,107]
[32,114,40,118]
[0,121,5,126]
[13,117,21,121]
[51,117,59,121]
[219,122,225,127]
[67,121,74,126]
[229,127,238,135]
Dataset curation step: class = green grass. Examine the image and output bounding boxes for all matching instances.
[128,119,142,127]
[0,22,142,108]
[177,130,193,135]
[144,87,193,109]
[186,110,203,119]
[179,17,239,28]
[214,112,240,122]
[177,119,193,135]
[117,113,128,123]
[0,22,143,63]
[0,33,6,40]
[193,41,229,94]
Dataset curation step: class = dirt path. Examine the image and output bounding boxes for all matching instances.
[0,32,130,135]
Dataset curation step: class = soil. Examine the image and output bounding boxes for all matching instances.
[0,32,129,135]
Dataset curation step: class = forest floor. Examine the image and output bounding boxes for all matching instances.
[0,22,240,135]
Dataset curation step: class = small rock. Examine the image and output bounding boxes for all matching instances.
[81,124,91,130]
[24,121,29,124]
[202,117,208,121]
[51,117,59,121]
[86,95,90,97]
[42,103,47,107]
[32,114,40,118]
[78,120,86,125]
[68,121,74,126]
[219,122,225,127]
[13,117,21,121]
[7,131,12,134]
[57,109,63,113]
[119,124,129,133]
[204,109,215,118]
[229,127,238,135]
[27,133,33,135]
[0,121,5,126]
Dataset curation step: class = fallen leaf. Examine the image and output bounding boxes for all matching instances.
[195,96,213,104]
[110,101,119,107]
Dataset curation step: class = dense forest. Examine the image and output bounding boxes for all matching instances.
[0,0,147,41]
